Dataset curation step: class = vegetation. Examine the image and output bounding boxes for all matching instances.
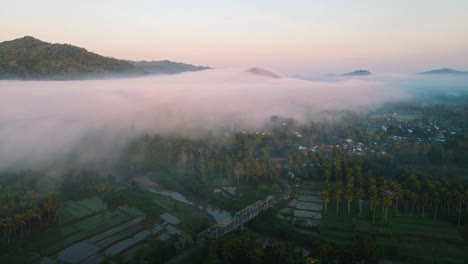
[0,36,210,79]
[193,231,310,264]
[1,101,468,262]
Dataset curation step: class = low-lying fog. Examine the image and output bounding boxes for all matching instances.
[0,68,466,172]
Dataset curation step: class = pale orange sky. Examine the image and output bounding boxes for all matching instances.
[1,1,468,74]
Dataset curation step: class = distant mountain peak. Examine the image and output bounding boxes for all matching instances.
[13,36,46,43]
[247,67,281,79]
[342,70,372,76]
[418,68,468,75]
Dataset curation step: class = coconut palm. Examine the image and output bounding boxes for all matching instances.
[3,217,16,244]
[225,155,233,181]
[356,168,365,217]
[97,183,106,199]
[294,153,303,176]
[420,192,429,218]
[13,214,26,238]
[433,191,441,220]
[324,162,332,184]
[391,180,403,215]
[410,192,418,217]
[345,173,354,216]
[464,189,468,214]
[234,161,244,187]
[334,156,342,181]
[369,177,378,224]
[382,191,392,224]
[316,240,331,263]
[208,158,216,179]
[455,188,464,226]
[322,187,330,217]
[334,180,343,216]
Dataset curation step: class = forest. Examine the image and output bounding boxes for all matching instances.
[1,101,468,263]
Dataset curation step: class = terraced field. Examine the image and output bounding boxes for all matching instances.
[277,181,323,228]
[0,188,214,264]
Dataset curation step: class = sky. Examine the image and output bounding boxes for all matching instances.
[1,0,468,75]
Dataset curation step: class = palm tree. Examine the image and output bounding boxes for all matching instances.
[324,162,332,184]
[334,155,342,181]
[322,187,330,217]
[403,188,411,214]
[355,167,365,217]
[316,240,331,263]
[369,177,378,224]
[433,191,440,220]
[378,178,387,219]
[234,161,244,187]
[43,192,62,223]
[208,158,216,179]
[217,160,224,179]
[464,189,468,214]
[3,217,16,245]
[14,214,26,238]
[391,180,403,215]
[420,192,429,218]
[455,188,463,226]
[225,155,233,181]
[97,183,106,200]
[410,192,418,217]
[334,180,343,216]
[25,207,41,232]
[294,153,304,176]
[356,186,364,217]
[345,172,354,216]
[285,152,294,170]
[199,155,206,178]
[382,191,392,224]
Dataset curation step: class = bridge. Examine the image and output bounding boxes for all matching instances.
[196,177,290,243]
[196,198,275,242]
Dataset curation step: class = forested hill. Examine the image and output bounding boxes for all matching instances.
[131,60,210,75]
[0,36,210,80]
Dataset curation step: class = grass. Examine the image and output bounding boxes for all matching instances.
[62,200,94,218]
[318,201,468,263]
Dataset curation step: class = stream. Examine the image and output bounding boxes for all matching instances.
[149,189,231,223]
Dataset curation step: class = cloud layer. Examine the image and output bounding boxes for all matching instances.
[0,68,410,171]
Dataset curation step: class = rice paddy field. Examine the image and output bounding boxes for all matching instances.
[0,187,214,264]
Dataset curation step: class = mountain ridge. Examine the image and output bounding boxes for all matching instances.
[342,70,372,76]
[417,68,468,75]
[246,67,281,79]
[0,36,210,80]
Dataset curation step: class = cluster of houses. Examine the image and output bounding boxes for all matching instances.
[293,112,461,157]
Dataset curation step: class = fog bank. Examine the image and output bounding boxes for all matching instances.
[0,68,410,171]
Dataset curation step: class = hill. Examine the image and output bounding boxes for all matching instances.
[417,68,468,76]
[342,70,372,76]
[131,60,210,75]
[246,67,281,79]
[0,36,210,79]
